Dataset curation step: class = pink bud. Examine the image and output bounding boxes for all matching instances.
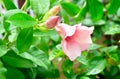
[46,16,60,29]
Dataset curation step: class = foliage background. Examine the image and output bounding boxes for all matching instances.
[0,0,120,79]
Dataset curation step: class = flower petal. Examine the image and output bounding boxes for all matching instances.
[61,37,81,61]
[55,23,76,38]
[76,24,94,34]
[73,25,94,51]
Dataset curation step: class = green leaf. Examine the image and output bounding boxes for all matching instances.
[100,46,118,53]
[105,28,120,35]
[86,56,107,75]
[100,46,118,61]
[1,0,16,10]
[39,37,49,52]
[115,76,120,79]
[16,28,33,53]
[79,76,90,79]
[94,20,106,25]
[88,43,101,50]
[75,4,88,20]
[82,19,105,26]
[6,67,25,79]
[37,66,60,78]
[48,30,59,42]
[30,0,50,17]
[34,30,59,42]
[0,74,6,79]
[8,29,18,42]
[8,13,37,28]
[2,10,23,31]
[0,61,7,79]
[86,0,103,20]
[61,2,80,17]
[60,7,70,24]
[117,8,120,17]
[82,19,94,26]
[77,55,88,65]
[26,68,37,79]
[0,39,6,45]
[0,45,7,57]
[2,50,34,68]
[49,44,64,60]
[62,60,74,78]
[20,47,51,69]
[110,53,119,61]
[0,22,5,34]
[107,0,120,14]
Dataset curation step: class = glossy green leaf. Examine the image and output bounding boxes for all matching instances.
[8,29,18,42]
[30,0,50,17]
[77,55,88,65]
[61,2,80,17]
[0,61,7,79]
[86,57,107,75]
[75,4,88,20]
[0,22,5,34]
[82,19,106,26]
[39,37,49,52]
[0,39,6,45]
[86,0,103,20]
[2,10,23,31]
[88,43,101,50]
[107,0,120,14]
[100,46,118,53]
[20,47,51,69]
[34,30,59,42]
[1,0,16,10]
[2,50,34,68]
[16,28,33,53]
[60,7,69,24]
[25,68,37,79]
[62,60,74,78]
[105,28,120,35]
[94,20,106,25]
[82,19,94,26]
[37,66,60,78]
[0,45,7,57]
[8,13,37,28]
[6,67,25,79]
[110,53,119,61]
[100,46,118,61]
[0,74,6,79]
[79,76,90,79]
[49,44,64,60]
[117,8,120,17]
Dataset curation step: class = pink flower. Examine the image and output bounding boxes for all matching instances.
[55,23,94,61]
[45,16,60,29]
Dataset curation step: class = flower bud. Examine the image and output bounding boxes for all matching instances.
[46,16,60,29]
[50,6,60,15]
[42,6,60,21]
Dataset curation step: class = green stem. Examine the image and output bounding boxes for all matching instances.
[21,0,29,11]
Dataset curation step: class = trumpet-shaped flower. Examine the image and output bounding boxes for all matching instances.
[45,16,94,61]
[55,23,94,61]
